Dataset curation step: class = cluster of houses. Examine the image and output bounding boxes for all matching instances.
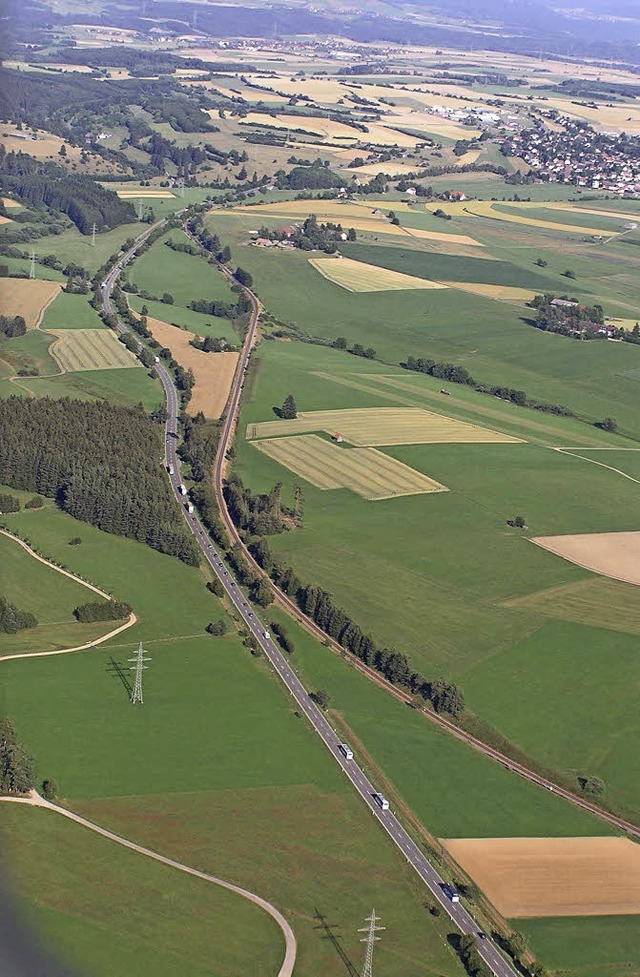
[501,117,640,195]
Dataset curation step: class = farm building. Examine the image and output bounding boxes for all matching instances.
[332,433,344,442]
[277,226,296,238]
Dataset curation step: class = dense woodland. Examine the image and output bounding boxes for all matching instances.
[0,314,26,339]
[0,149,135,234]
[0,398,199,564]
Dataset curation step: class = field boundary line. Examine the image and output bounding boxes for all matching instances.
[0,792,296,977]
[34,285,63,330]
[552,447,640,485]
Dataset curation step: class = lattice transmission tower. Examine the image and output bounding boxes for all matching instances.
[358,910,384,977]
[29,250,36,279]
[128,642,151,704]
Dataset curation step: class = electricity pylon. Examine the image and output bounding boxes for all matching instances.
[91,222,96,246]
[128,642,151,704]
[358,910,384,977]
[29,250,36,279]
[138,199,144,221]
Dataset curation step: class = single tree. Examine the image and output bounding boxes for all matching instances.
[206,620,228,636]
[281,394,298,419]
[41,778,58,800]
[207,578,224,598]
[311,689,331,710]
[514,514,526,528]
[251,580,274,607]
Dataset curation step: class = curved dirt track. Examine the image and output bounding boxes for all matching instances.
[0,528,137,662]
[0,793,296,977]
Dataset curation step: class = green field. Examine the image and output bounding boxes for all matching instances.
[0,505,465,977]
[130,229,237,310]
[234,341,640,818]
[0,365,162,410]
[128,295,239,345]
[1,805,283,977]
[0,532,116,655]
[40,291,106,331]
[520,916,640,977]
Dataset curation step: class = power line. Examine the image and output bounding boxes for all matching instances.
[91,222,96,247]
[128,642,151,704]
[358,910,384,977]
[29,250,36,279]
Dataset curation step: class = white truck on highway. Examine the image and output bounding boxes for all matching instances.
[167,464,174,475]
[339,743,353,760]
[178,484,187,496]
[185,502,194,514]
[373,792,390,811]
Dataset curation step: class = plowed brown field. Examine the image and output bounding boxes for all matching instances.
[532,531,640,587]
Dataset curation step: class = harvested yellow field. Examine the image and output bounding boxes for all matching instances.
[545,97,640,134]
[453,150,480,166]
[0,216,12,226]
[0,279,62,329]
[1,197,20,208]
[252,434,447,501]
[49,329,139,372]
[147,317,238,419]
[532,531,640,587]
[117,191,175,199]
[432,200,618,236]
[237,112,419,147]
[442,837,640,917]
[309,257,447,293]
[0,129,82,162]
[549,203,640,224]
[351,161,424,177]
[443,281,535,303]
[247,407,522,446]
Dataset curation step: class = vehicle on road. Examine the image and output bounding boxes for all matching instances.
[264,630,270,639]
[185,502,194,514]
[373,792,390,811]
[167,464,174,475]
[178,484,187,496]
[477,931,487,940]
[339,743,354,760]
[442,884,460,903]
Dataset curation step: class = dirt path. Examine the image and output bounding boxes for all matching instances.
[0,528,136,661]
[1,792,296,977]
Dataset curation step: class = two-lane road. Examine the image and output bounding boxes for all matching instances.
[102,224,520,977]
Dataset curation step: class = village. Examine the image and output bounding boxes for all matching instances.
[501,116,640,195]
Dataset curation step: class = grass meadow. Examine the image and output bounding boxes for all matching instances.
[0,505,464,977]
[520,916,640,977]
[130,229,236,309]
[0,532,115,655]
[40,291,106,331]
[235,341,640,818]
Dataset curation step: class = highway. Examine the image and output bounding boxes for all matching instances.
[102,222,520,977]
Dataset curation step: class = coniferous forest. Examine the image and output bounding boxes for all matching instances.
[0,397,199,565]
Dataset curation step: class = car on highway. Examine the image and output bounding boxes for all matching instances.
[477,931,487,940]
[263,630,270,639]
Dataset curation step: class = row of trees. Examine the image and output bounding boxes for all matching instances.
[0,595,37,634]
[401,355,573,416]
[0,397,200,565]
[245,534,464,715]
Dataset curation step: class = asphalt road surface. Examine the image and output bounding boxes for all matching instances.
[103,223,520,977]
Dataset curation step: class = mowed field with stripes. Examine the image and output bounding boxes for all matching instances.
[247,407,523,446]
[49,329,139,372]
[253,434,447,500]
